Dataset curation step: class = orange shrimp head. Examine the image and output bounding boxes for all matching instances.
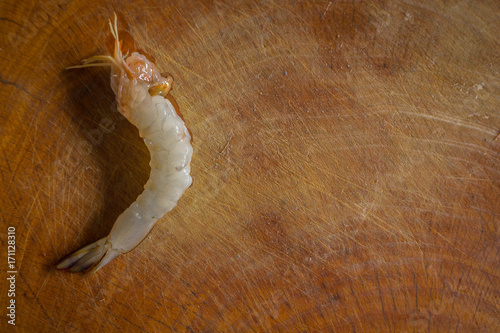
[66,13,173,99]
[123,54,173,97]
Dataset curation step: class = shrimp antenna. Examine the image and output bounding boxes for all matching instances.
[66,55,120,69]
[109,13,123,60]
[109,13,118,40]
[66,13,123,70]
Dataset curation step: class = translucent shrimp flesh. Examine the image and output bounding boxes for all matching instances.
[56,15,193,273]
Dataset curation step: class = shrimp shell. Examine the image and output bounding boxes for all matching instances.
[56,15,192,273]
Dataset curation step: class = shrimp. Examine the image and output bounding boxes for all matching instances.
[56,15,193,273]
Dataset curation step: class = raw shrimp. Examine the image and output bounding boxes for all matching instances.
[56,15,193,273]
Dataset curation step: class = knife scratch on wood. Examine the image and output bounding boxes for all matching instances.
[219,130,233,156]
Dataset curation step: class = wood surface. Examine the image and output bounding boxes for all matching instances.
[1,0,499,332]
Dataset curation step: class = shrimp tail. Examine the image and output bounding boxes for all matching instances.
[56,237,121,274]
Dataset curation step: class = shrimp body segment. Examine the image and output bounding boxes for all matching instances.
[57,16,192,273]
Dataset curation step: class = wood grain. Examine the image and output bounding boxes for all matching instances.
[1,0,499,332]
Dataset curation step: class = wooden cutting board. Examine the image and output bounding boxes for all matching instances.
[1,0,498,331]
